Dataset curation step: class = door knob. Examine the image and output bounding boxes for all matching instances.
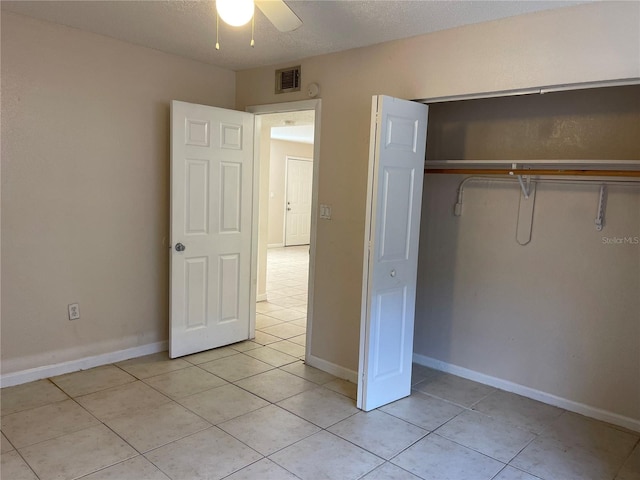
[175,243,186,252]
[390,269,396,277]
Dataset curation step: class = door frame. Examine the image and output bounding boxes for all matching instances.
[247,100,321,362]
[284,155,313,247]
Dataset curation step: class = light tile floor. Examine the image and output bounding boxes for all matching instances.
[2,247,639,480]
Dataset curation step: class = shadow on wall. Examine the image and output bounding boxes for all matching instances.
[414,173,640,424]
[426,85,640,161]
[414,174,461,361]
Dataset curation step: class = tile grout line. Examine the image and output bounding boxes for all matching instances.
[55,366,223,479]
[420,389,547,475]
[2,249,313,479]
[612,435,640,480]
[66,377,200,476]
[3,437,42,480]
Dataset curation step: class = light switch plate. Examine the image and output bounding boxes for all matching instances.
[319,204,332,220]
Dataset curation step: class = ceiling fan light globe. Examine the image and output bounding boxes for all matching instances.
[216,0,255,27]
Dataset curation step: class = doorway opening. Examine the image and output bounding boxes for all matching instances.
[249,101,320,361]
[255,245,309,358]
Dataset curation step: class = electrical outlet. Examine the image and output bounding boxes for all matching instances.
[68,303,80,320]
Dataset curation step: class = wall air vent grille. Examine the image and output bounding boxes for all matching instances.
[275,66,301,94]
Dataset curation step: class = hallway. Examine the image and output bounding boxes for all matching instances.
[255,246,310,359]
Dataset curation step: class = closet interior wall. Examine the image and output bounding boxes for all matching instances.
[414,85,640,427]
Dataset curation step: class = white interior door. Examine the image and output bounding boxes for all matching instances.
[170,100,255,358]
[284,157,313,246]
[357,95,428,411]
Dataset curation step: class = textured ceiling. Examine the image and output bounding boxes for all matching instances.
[1,1,585,72]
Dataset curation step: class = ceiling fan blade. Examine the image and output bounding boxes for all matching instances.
[255,0,302,32]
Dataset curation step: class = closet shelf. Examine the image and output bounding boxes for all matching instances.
[424,160,640,178]
[425,168,640,178]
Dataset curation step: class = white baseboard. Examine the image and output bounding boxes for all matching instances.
[267,243,284,249]
[1,341,168,388]
[413,353,640,433]
[306,353,358,384]
[256,293,268,302]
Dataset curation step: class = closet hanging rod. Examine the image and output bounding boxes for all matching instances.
[424,169,640,178]
[425,159,640,166]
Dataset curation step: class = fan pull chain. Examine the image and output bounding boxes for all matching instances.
[250,16,255,47]
[215,12,220,50]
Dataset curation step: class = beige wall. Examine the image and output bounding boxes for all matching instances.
[417,176,640,421]
[1,13,236,374]
[268,140,314,246]
[236,1,640,421]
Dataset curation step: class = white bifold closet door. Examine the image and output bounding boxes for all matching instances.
[358,95,429,411]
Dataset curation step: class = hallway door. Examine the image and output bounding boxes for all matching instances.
[284,157,313,246]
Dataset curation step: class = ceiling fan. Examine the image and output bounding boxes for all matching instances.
[215,0,302,49]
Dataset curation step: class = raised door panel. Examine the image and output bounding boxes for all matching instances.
[186,159,209,235]
[185,119,210,147]
[371,286,407,380]
[378,167,414,262]
[185,257,208,330]
[219,162,242,233]
[218,254,240,324]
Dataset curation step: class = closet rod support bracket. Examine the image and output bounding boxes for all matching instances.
[595,184,607,231]
[508,164,531,199]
